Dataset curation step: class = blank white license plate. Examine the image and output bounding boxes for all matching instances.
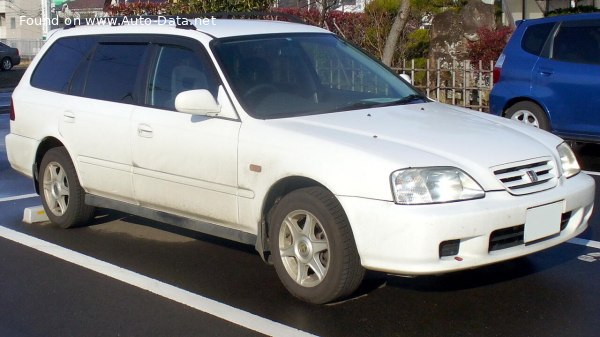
[524,201,563,243]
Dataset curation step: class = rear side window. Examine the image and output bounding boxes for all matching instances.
[552,21,600,65]
[84,43,148,103]
[31,37,96,93]
[521,23,554,56]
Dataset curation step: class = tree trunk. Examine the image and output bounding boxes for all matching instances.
[381,0,411,66]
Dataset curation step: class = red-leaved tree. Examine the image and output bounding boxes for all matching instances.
[467,26,513,65]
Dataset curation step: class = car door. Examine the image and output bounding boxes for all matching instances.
[532,19,600,139]
[59,37,150,202]
[131,39,241,227]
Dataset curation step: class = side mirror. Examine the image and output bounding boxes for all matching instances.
[175,89,221,116]
[400,73,413,84]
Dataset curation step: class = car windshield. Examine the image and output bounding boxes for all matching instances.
[212,33,427,119]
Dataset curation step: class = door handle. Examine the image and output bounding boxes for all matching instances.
[137,124,153,138]
[538,68,554,76]
[63,111,75,123]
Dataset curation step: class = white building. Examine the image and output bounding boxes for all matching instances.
[0,0,43,40]
[498,0,600,26]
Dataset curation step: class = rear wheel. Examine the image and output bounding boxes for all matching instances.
[39,147,95,228]
[269,187,365,304]
[1,57,12,71]
[505,101,549,130]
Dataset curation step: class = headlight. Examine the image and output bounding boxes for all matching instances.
[557,142,580,178]
[391,167,485,205]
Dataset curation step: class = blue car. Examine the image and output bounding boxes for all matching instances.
[490,13,600,143]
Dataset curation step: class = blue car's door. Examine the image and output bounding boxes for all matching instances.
[531,19,600,140]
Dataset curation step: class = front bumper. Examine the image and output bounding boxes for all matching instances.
[339,172,595,275]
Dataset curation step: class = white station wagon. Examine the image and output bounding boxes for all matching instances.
[5,17,595,304]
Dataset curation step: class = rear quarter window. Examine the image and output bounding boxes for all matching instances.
[30,36,96,93]
[521,22,554,56]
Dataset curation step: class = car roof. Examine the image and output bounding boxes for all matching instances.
[193,19,330,38]
[53,18,331,40]
[518,12,600,26]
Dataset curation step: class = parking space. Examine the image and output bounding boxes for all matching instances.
[1,113,600,336]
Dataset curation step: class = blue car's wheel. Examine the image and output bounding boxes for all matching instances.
[505,101,549,131]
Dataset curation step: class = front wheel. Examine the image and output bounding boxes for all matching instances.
[269,187,365,304]
[39,147,95,228]
[505,101,549,130]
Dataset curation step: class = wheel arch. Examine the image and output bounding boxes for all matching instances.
[503,98,552,130]
[255,176,333,263]
[33,137,66,194]
[502,97,548,117]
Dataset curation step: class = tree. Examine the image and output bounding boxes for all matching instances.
[381,0,410,66]
[467,26,512,65]
[316,0,339,27]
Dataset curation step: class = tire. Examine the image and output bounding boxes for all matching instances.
[39,147,95,228]
[1,57,12,71]
[269,187,365,304]
[505,101,549,131]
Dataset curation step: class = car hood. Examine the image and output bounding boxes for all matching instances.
[256,102,564,194]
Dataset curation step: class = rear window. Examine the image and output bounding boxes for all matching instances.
[521,23,554,56]
[31,37,96,93]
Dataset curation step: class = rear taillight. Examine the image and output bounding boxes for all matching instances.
[9,98,15,121]
[493,67,501,85]
[492,53,506,85]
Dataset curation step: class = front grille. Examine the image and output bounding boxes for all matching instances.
[561,211,572,231]
[489,225,524,252]
[492,157,557,195]
[489,211,571,252]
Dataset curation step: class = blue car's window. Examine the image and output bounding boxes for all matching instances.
[553,22,600,65]
[521,23,554,56]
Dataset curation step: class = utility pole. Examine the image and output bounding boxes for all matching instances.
[40,0,49,39]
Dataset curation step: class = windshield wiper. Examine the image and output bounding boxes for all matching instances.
[376,94,428,107]
[326,94,428,114]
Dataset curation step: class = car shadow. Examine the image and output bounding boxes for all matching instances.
[576,143,600,172]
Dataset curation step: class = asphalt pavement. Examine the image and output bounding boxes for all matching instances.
[0,92,10,114]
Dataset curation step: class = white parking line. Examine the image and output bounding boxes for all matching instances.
[0,193,39,203]
[568,238,600,250]
[0,225,317,337]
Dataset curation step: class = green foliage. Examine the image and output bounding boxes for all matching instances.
[404,28,429,59]
[546,5,599,17]
[408,57,427,86]
[412,0,467,13]
[365,0,401,14]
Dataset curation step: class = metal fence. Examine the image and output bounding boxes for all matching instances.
[0,39,45,60]
[394,59,496,112]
